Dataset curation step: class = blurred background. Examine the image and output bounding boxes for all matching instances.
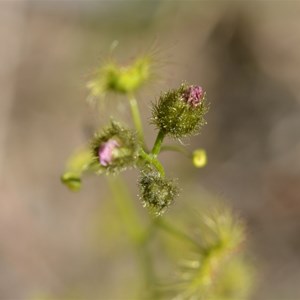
[1,1,300,299]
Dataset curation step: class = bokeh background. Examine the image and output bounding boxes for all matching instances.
[1,1,300,299]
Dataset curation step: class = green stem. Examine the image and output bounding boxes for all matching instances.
[151,129,165,156]
[161,144,191,157]
[107,176,158,298]
[139,149,165,177]
[107,176,143,242]
[137,241,159,299]
[128,94,146,148]
[155,218,202,250]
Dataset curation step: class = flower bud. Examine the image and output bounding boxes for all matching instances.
[138,171,178,216]
[87,56,151,96]
[91,121,139,174]
[192,149,207,168]
[152,83,209,138]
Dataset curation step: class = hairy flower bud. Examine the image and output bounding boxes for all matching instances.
[152,83,209,138]
[91,121,139,174]
[87,56,151,96]
[139,171,178,216]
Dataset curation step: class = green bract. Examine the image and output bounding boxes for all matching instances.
[152,83,209,138]
[139,171,178,216]
[91,121,139,175]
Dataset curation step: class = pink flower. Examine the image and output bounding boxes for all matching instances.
[98,139,120,166]
[183,85,204,107]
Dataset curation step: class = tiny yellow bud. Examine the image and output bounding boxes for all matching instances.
[193,149,207,168]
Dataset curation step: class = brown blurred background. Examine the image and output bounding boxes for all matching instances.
[1,1,300,299]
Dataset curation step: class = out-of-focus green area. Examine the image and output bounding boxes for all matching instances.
[1,1,300,299]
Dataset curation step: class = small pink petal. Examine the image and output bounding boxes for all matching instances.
[98,139,119,166]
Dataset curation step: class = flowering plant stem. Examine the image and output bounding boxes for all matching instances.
[60,50,254,299]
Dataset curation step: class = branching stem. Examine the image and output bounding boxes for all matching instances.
[139,149,165,177]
